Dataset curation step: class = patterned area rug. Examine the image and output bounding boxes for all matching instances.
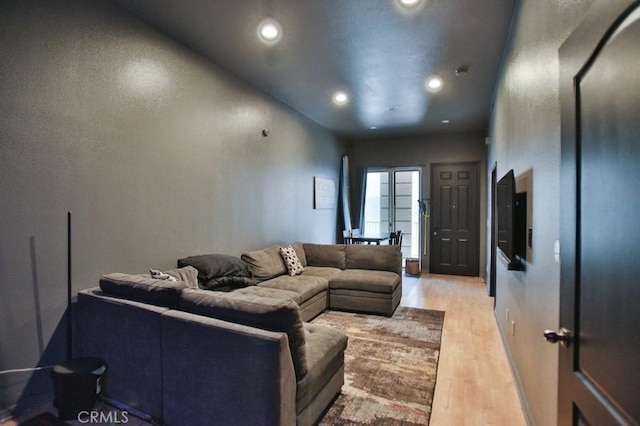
[314,306,445,425]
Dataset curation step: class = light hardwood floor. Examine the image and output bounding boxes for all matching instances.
[402,273,527,426]
[4,273,526,426]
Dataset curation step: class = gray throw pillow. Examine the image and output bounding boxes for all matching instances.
[177,254,251,283]
[241,245,288,280]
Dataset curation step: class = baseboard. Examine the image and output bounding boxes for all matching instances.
[493,311,535,426]
[99,395,155,424]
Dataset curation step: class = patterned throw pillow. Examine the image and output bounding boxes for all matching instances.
[150,269,178,282]
[279,245,304,276]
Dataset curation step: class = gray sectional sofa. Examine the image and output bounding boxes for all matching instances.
[75,243,402,426]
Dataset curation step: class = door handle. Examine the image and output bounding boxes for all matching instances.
[543,328,573,347]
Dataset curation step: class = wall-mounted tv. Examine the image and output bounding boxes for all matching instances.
[497,169,527,270]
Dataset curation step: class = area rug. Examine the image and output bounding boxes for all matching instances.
[313,306,445,425]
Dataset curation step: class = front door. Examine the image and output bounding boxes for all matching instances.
[557,2,640,424]
[430,162,479,276]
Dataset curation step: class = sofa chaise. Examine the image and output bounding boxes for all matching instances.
[239,243,402,319]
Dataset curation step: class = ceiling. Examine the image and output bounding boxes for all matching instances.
[112,0,516,138]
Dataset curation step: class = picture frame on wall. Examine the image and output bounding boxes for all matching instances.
[314,176,336,209]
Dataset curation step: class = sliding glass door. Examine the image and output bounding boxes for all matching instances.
[363,168,421,261]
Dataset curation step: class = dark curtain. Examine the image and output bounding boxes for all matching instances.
[340,156,368,234]
[351,166,367,230]
[340,156,352,231]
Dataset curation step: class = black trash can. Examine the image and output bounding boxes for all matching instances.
[52,357,105,420]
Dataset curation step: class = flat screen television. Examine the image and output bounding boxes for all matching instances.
[497,170,526,270]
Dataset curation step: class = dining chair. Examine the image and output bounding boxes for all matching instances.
[351,228,364,244]
[390,230,403,246]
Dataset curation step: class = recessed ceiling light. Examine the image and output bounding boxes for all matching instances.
[425,75,444,92]
[398,0,422,7]
[333,91,349,106]
[257,17,282,44]
[370,126,377,130]
[441,119,450,124]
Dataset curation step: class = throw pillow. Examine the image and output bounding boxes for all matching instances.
[280,245,304,276]
[199,276,256,292]
[241,246,287,280]
[177,254,251,281]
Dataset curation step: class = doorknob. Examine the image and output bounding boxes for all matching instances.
[543,328,572,347]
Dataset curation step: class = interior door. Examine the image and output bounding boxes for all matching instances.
[430,162,479,276]
[557,2,640,424]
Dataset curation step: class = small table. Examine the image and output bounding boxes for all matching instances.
[350,235,390,245]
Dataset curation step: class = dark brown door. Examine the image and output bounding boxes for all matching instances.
[430,162,479,276]
[557,2,640,424]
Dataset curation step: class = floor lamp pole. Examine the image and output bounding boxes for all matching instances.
[67,211,72,360]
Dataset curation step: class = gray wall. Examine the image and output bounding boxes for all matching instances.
[487,0,594,424]
[347,131,487,275]
[0,0,343,415]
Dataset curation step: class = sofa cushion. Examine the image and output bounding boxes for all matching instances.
[179,289,308,380]
[99,273,189,308]
[301,266,343,281]
[296,323,348,412]
[303,244,346,269]
[258,275,328,305]
[329,269,401,294]
[232,286,300,303]
[241,245,288,280]
[290,242,308,267]
[345,244,402,275]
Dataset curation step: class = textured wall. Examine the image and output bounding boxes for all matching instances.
[0,0,343,415]
[488,0,594,424]
[348,131,487,275]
